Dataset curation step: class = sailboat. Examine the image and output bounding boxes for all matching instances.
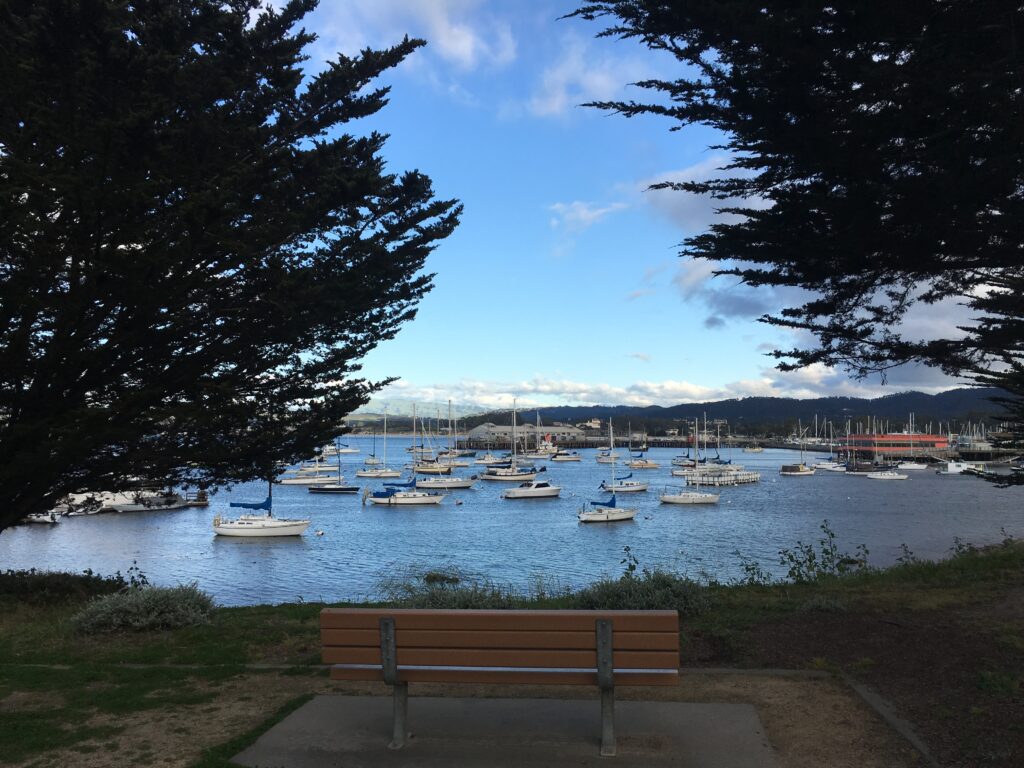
[780,422,815,476]
[365,476,446,505]
[356,407,402,478]
[578,422,637,522]
[661,419,720,504]
[898,413,929,470]
[278,456,338,485]
[308,440,361,494]
[594,419,621,463]
[213,484,310,536]
[480,399,540,481]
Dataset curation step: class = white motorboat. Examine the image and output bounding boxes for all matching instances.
[578,494,636,523]
[897,461,929,471]
[213,489,310,537]
[473,452,503,465]
[743,446,764,453]
[936,461,984,475]
[503,479,561,499]
[102,491,189,512]
[23,512,61,524]
[413,462,453,475]
[865,471,908,480]
[595,452,621,464]
[813,460,844,471]
[660,488,720,505]
[416,475,476,490]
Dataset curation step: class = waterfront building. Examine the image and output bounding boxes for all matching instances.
[845,432,950,456]
[466,423,586,444]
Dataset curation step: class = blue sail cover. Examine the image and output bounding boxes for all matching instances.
[631,451,645,458]
[230,495,272,511]
[590,494,616,507]
[384,478,416,488]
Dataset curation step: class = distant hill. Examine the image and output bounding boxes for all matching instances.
[460,388,1010,435]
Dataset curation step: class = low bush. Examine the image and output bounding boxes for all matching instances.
[378,567,523,609]
[0,568,127,605]
[571,569,710,616]
[71,583,214,634]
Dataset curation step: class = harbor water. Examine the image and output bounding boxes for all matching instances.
[1,438,1021,606]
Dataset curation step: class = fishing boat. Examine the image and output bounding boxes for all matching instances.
[503,479,561,499]
[213,486,310,537]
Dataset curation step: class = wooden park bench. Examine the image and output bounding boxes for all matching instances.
[320,608,679,757]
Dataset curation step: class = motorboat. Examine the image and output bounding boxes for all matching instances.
[355,467,403,478]
[308,482,360,494]
[102,491,189,512]
[936,461,985,475]
[23,512,61,524]
[743,446,764,453]
[600,475,649,493]
[473,452,503,465]
[479,465,540,481]
[897,461,929,471]
[503,479,561,499]
[595,451,621,464]
[278,473,337,485]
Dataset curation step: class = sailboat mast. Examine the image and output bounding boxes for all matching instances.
[512,398,517,468]
[383,406,389,468]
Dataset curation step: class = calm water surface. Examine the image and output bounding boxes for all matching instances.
[1,438,1021,605]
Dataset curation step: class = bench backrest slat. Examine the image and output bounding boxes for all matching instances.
[320,608,679,686]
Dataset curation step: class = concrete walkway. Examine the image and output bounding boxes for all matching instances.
[233,695,778,767]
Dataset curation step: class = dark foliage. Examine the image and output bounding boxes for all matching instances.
[0,568,127,605]
[0,0,461,529]
[571,1,1024,419]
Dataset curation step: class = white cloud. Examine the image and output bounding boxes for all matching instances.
[549,201,628,232]
[627,352,652,362]
[305,0,516,71]
[374,367,965,411]
[519,34,653,118]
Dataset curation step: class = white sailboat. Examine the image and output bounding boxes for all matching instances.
[308,442,361,494]
[661,419,720,504]
[356,407,402,478]
[365,477,446,505]
[780,422,815,476]
[579,422,637,522]
[213,485,310,537]
[480,399,541,481]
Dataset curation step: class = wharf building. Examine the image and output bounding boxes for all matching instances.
[845,432,950,457]
[465,423,586,446]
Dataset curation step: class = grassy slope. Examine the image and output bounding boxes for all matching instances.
[1,541,1021,766]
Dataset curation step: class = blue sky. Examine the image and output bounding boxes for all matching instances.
[288,0,963,410]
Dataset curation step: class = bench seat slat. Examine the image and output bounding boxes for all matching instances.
[329,665,679,686]
[322,647,678,669]
[321,628,679,652]
[320,608,678,633]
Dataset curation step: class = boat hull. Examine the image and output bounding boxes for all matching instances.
[578,508,637,522]
[213,519,310,537]
[660,493,719,505]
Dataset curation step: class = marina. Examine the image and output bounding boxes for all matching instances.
[2,437,1020,606]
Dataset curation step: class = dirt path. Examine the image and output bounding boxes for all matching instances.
[3,669,920,767]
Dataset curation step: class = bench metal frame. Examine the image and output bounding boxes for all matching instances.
[377,615,621,756]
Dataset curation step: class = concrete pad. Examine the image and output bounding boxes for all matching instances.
[233,695,777,767]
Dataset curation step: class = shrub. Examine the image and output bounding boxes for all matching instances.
[378,566,523,609]
[571,569,710,616]
[71,583,214,634]
[0,568,127,605]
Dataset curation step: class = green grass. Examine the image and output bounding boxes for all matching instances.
[1,539,1021,765]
